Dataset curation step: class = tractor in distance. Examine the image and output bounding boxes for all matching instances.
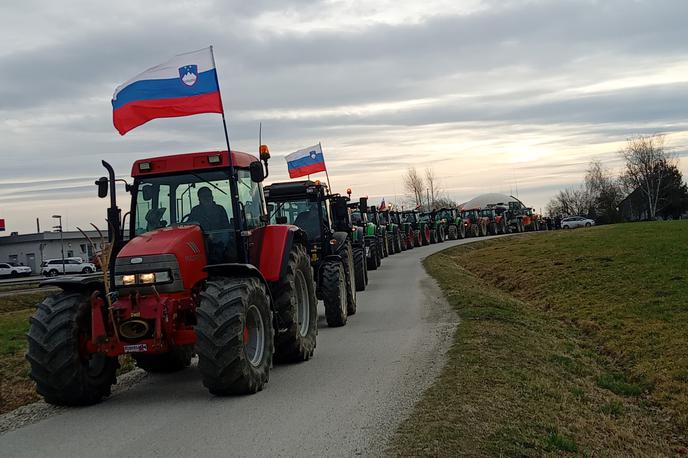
[264,180,361,327]
[391,209,414,251]
[366,204,393,257]
[349,196,383,270]
[460,208,488,237]
[434,207,465,240]
[27,147,320,405]
[379,208,403,253]
[478,207,508,235]
[419,211,445,244]
[400,210,430,246]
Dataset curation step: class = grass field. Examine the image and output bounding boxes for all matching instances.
[392,220,687,456]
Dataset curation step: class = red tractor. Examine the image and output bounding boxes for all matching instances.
[27,149,319,405]
[461,208,488,237]
[479,207,508,235]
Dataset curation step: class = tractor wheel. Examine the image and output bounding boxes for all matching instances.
[353,247,366,292]
[437,226,445,243]
[489,222,498,235]
[382,234,389,258]
[26,292,118,406]
[500,220,508,234]
[134,346,194,373]
[423,227,431,246]
[459,223,466,239]
[429,229,436,244]
[448,225,458,240]
[321,261,348,327]
[196,277,273,395]
[271,244,317,363]
[367,242,378,271]
[375,241,382,268]
[342,242,357,315]
[473,225,479,237]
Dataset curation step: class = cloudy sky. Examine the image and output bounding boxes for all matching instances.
[1,0,687,233]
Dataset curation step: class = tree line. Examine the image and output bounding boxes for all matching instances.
[547,134,688,223]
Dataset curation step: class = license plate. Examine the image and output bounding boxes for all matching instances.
[124,344,148,353]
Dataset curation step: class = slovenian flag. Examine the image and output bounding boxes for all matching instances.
[112,47,223,135]
[285,144,327,178]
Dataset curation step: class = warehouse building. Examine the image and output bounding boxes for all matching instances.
[0,230,107,273]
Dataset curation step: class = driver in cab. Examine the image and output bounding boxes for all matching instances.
[189,186,230,232]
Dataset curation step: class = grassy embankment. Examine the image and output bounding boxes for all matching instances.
[392,221,687,456]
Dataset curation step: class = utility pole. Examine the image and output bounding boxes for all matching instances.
[52,215,65,275]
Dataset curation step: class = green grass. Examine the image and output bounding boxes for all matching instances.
[391,220,688,457]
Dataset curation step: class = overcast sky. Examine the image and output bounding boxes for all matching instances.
[1,0,687,233]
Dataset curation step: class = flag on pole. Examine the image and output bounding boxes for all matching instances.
[285,144,326,179]
[379,198,387,211]
[112,47,223,135]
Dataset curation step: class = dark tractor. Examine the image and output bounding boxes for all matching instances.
[400,210,430,247]
[380,209,403,253]
[435,207,465,240]
[264,180,361,327]
[27,148,320,405]
[391,210,414,251]
[349,197,383,271]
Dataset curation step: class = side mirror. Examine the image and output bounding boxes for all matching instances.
[141,184,154,201]
[250,161,265,183]
[96,177,108,198]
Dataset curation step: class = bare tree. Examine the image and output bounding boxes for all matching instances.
[620,134,675,219]
[403,167,424,207]
[433,196,458,209]
[425,167,440,209]
[546,187,594,217]
[584,160,623,223]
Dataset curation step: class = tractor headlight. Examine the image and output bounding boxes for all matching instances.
[115,271,172,286]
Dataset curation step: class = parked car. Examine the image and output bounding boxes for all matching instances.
[561,216,595,229]
[41,258,97,276]
[0,262,32,277]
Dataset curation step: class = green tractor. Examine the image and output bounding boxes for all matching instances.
[434,207,465,240]
[390,210,414,251]
[379,209,403,253]
[400,210,431,247]
[264,180,363,327]
[419,211,446,244]
[349,197,384,271]
[366,205,393,256]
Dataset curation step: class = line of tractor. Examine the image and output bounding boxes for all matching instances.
[23,145,548,408]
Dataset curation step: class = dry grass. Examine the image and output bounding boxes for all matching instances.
[391,220,688,456]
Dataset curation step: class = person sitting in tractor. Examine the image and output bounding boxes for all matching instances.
[294,203,320,241]
[189,187,232,263]
[189,186,230,232]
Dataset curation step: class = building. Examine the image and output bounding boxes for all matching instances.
[0,230,108,273]
[459,193,526,210]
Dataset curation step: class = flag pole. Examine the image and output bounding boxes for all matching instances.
[209,45,245,262]
[320,142,332,192]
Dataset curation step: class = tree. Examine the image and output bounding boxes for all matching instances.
[403,167,424,208]
[433,196,458,209]
[546,187,594,217]
[620,134,675,219]
[656,163,688,218]
[425,168,440,209]
[584,160,624,224]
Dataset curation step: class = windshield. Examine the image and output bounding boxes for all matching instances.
[436,210,452,220]
[351,210,363,225]
[133,169,265,263]
[479,209,494,217]
[462,210,478,220]
[401,213,416,223]
[268,199,327,241]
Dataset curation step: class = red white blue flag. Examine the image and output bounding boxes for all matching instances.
[112,47,223,135]
[379,198,386,211]
[285,144,326,179]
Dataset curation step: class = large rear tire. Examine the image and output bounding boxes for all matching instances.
[134,346,193,373]
[271,244,317,363]
[353,247,366,292]
[196,277,273,395]
[26,292,118,406]
[322,261,347,327]
[489,222,498,235]
[448,225,458,240]
[366,242,378,271]
[437,226,445,243]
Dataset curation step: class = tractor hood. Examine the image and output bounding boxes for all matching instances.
[117,225,208,291]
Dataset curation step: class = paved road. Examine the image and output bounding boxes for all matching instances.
[1,236,500,457]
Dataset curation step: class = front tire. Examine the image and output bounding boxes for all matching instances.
[196,277,273,395]
[271,244,317,363]
[342,242,357,316]
[26,292,118,406]
[321,261,347,327]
